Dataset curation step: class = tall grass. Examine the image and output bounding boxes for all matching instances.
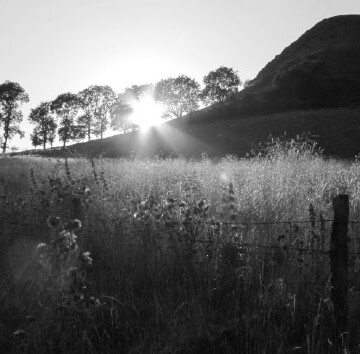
[1,143,360,353]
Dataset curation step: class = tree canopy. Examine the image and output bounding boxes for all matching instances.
[123,84,153,103]
[30,130,42,149]
[110,94,134,133]
[50,93,81,147]
[0,81,29,153]
[79,85,116,140]
[154,75,200,118]
[4,66,244,150]
[29,101,57,149]
[78,87,96,141]
[202,66,241,105]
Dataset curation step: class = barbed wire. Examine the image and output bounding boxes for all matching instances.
[3,220,360,256]
[0,218,338,227]
[1,218,360,297]
[3,216,360,227]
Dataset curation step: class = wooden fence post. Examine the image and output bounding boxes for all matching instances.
[330,194,349,344]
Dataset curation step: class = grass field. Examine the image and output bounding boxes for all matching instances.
[1,140,360,353]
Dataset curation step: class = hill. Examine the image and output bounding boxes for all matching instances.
[189,14,360,119]
[19,15,360,159]
[237,14,360,113]
[253,15,360,88]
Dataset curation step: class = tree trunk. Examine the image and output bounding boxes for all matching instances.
[2,136,7,153]
[2,108,13,153]
[2,126,9,153]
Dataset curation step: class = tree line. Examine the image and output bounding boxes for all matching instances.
[0,66,241,153]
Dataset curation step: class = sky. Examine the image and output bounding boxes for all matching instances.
[0,0,359,151]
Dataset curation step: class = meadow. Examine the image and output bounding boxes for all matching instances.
[1,138,360,353]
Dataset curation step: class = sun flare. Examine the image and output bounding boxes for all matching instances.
[130,96,166,131]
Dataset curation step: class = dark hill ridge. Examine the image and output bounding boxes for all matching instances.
[251,15,360,92]
[234,15,360,113]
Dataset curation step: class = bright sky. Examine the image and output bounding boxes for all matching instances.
[0,0,359,151]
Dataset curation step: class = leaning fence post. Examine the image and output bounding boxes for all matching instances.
[330,194,349,343]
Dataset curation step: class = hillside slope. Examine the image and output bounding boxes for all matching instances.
[234,14,360,114]
[252,15,360,90]
[22,108,360,159]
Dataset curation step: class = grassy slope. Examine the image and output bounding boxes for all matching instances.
[20,107,360,159]
[166,107,360,158]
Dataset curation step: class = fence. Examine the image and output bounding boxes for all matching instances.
[1,194,360,349]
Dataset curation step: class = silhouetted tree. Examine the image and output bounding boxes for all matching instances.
[123,84,153,102]
[30,129,42,149]
[202,66,241,105]
[77,85,116,140]
[50,93,80,147]
[29,101,57,149]
[56,125,85,146]
[110,94,134,133]
[77,86,94,140]
[78,86,102,141]
[0,81,29,153]
[77,113,92,141]
[48,129,56,149]
[154,75,200,118]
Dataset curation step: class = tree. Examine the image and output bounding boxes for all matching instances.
[58,125,85,144]
[110,94,134,133]
[30,129,42,149]
[50,93,80,147]
[0,81,29,153]
[77,113,92,141]
[29,101,57,149]
[123,84,153,102]
[202,66,241,105]
[154,75,200,118]
[78,85,116,140]
[78,86,97,141]
[48,129,56,149]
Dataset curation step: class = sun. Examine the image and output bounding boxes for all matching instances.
[130,96,166,131]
